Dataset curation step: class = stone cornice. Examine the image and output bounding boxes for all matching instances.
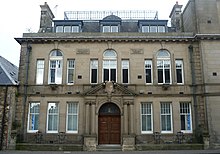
[15,32,195,44]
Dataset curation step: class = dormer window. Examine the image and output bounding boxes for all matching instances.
[54,20,82,33]
[139,20,168,33]
[100,15,121,33]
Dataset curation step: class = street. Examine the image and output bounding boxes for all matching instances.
[0,150,220,154]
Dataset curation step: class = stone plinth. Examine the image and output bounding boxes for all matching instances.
[122,135,135,151]
[83,135,97,151]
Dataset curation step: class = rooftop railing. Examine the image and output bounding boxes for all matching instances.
[64,10,158,20]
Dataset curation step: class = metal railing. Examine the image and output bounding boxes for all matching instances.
[64,10,158,20]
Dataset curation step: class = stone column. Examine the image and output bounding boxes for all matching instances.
[129,102,134,135]
[91,102,96,135]
[85,103,90,134]
[123,102,128,135]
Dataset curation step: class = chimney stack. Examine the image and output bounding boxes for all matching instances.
[39,2,55,32]
[169,1,183,32]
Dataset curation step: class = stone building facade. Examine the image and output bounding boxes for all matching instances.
[0,56,18,150]
[14,0,220,151]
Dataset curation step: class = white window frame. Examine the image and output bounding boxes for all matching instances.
[145,60,153,84]
[27,102,40,133]
[103,25,119,32]
[160,102,173,133]
[36,60,44,84]
[141,103,153,134]
[176,60,184,84]
[102,50,117,82]
[180,102,192,133]
[67,59,75,84]
[47,102,59,133]
[157,50,172,84]
[90,59,98,84]
[121,60,129,84]
[48,50,63,84]
[66,102,79,133]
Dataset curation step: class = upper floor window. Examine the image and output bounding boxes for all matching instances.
[90,59,98,84]
[176,60,184,84]
[145,60,152,84]
[103,25,119,32]
[67,59,75,84]
[157,50,171,84]
[36,59,44,84]
[122,60,129,84]
[48,50,63,84]
[103,50,117,82]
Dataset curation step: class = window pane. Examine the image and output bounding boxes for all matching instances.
[158,26,165,32]
[104,69,109,81]
[142,26,149,32]
[111,69,116,82]
[72,26,79,32]
[103,26,110,32]
[165,69,170,83]
[158,69,163,83]
[150,26,157,32]
[111,26,119,32]
[123,69,128,83]
[56,26,63,33]
[64,26,71,32]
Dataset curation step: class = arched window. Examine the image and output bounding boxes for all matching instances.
[103,49,117,82]
[157,50,171,84]
[48,50,63,84]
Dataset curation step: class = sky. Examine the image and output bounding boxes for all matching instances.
[0,0,188,67]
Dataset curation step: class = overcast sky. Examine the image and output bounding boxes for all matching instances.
[0,0,188,66]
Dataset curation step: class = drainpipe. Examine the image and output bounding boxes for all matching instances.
[0,85,8,150]
[188,45,200,140]
[21,43,31,141]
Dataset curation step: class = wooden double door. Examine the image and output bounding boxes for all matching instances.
[98,103,121,144]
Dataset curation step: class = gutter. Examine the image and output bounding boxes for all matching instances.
[21,43,31,141]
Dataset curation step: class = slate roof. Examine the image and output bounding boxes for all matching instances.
[0,56,18,85]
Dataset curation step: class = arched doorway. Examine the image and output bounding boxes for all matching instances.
[98,103,121,144]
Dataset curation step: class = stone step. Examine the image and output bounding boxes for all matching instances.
[97,144,122,151]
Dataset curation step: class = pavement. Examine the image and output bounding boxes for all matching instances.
[0,150,220,154]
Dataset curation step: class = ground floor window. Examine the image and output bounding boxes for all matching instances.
[27,102,40,132]
[180,102,192,133]
[66,102,78,133]
[160,102,173,133]
[141,103,153,133]
[47,102,59,133]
